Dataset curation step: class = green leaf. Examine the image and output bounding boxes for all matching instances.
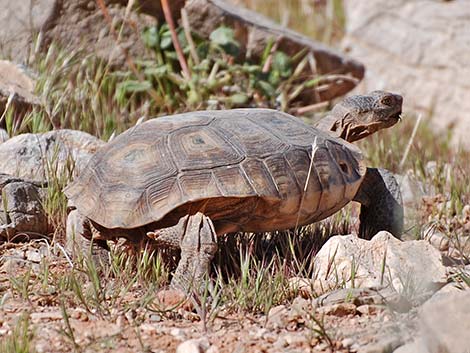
[209,26,240,56]
[143,66,169,77]
[256,80,275,97]
[160,31,173,50]
[117,80,153,94]
[228,93,249,106]
[142,27,160,49]
[272,51,292,78]
[210,26,235,46]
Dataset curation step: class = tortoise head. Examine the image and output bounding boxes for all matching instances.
[329,91,403,143]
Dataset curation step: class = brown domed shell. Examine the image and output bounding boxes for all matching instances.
[65,109,366,232]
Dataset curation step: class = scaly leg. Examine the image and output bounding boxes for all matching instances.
[353,168,404,240]
[171,213,218,293]
[151,213,218,309]
[65,209,109,265]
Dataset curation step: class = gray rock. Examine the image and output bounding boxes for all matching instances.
[396,172,426,221]
[0,129,103,182]
[313,232,446,301]
[0,0,56,61]
[420,290,470,353]
[0,174,49,241]
[0,60,40,121]
[0,1,159,66]
[342,0,470,150]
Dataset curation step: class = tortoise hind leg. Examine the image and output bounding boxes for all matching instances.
[353,168,404,240]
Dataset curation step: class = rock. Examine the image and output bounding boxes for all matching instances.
[420,290,470,353]
[176,338,210,353]
[206,345,219,353]
[393,339,428,353]
[313,232,446,302]
[0,1,160,66]
[112,0,185,21]
[315,286,410,312]
[422,226,449,252]
[0,129,8,143]
[342,0,470,149]
[396,172,426,219]
[41,2,158,66]
[317,303,357,317]
[0,174,49,241]
[184,0,364,103]
[266,305,289,329]
[0,61,40,125]
[30,311,63,322]
[341,338,355,349]
[0,0,56,61]
[170,328,187,341]
[0,249,28,272]
[361,335,404,353]
[25,249,43,263]
[356,304,384,316]
[0,129,103,182]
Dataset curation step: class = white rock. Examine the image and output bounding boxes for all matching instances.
[313,232,446,297]
[422,226,449,252]
[170,328,187,340]
[393,339,428,353]
[266,305,288,329]
[25,249,43,263]
[420,290,470,353]
[176,338,210,353]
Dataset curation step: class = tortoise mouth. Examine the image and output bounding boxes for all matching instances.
[391,110,402,122]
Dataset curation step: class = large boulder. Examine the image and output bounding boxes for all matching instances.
[342,0,470,149]
[0,0,161,65]
[0,60,40,125]
[0,130,104,182]
[0,0,56,61]
[313,232,446,297]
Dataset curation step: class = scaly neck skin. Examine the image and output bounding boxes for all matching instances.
[317,109,372,143]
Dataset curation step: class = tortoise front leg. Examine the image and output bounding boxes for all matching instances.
[149,213,218,292]
[353,168,404,240]
[66,209,109,264]
[171,213,218,293]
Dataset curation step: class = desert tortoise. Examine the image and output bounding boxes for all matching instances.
[65,91,403,292]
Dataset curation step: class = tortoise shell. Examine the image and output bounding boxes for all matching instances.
[65,109,366,234]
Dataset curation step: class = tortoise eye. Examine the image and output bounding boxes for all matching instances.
[381,96,393,106]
